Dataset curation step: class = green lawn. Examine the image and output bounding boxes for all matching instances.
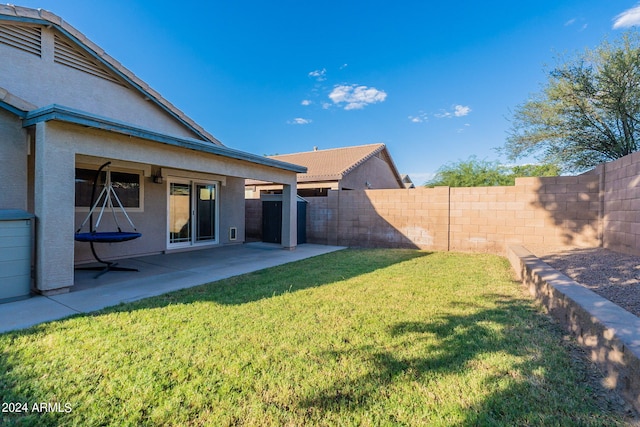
[0,249,629,426]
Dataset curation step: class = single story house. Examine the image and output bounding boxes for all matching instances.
[0,6,305,294]
[245,143,405,198]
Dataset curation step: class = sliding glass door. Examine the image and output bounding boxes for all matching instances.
[195,184,216,243]
[168,179,218,248]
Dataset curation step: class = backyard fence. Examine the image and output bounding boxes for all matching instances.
[247,150,640,256]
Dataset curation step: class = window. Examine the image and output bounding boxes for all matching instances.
[75,167,142,210]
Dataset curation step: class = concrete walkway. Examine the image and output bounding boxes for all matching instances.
[0,242,346,333]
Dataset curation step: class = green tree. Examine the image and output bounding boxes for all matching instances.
[508,163,561,179]
[425,157,559,187]
[504,31,640,172]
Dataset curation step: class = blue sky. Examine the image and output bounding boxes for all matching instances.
[11,1,640,183]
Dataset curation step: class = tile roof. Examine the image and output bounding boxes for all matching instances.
[267,143,390,182]
[0,5,221,145]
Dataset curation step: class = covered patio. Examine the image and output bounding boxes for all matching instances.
[0,242,345,333]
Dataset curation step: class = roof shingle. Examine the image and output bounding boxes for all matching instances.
[267,143,387,182]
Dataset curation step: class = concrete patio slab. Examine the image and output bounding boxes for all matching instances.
[0,243,345,333]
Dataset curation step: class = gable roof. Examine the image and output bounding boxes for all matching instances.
[0,5,221,145]
[267,143,403,184]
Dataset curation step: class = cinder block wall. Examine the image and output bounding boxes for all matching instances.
[307,197,329,245]
[600,151,640,256]
[326,187,450,250]
[450,176,600,253]
[242,175,599,254]
[247,150,640,255]
[312,176,600,253]
[245,199,262,241]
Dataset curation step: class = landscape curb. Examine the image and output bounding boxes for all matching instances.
[507,245,640,412]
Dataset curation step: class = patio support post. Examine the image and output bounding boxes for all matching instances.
[33,122,75,293]
[281,182,297,250]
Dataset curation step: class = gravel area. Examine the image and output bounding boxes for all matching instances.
[525,246,640,424]
[532,247,640,318]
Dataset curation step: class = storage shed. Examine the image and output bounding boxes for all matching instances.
[261,195,307,245]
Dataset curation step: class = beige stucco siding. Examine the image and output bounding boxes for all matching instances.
[47,123,296,183]
[37,122,296,276]
[0,109,28,209]
[0,25,202,140]
[73,173,248,264]
[34,122,76,290]
[2,12,300,292]
[73,168,166,264]
[219,176,246,245]
[341,155,402,190]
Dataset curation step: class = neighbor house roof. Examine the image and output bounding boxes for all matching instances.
[0,5,220,144]
[266,143,402,184]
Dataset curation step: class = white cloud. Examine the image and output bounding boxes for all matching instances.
[328,84,387,110]
[308,68,327,81]
[456,123,471,133]
[613,4,640,29]
[454,105,471,117]
[408,111,428,123]
[435,104,471,119]
[301,99,312,106]
[565,18,588,31]
[288,118,312,125]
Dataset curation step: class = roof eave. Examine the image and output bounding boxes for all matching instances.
[23,104,307,174]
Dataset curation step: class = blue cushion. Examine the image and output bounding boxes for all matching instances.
[75,232,142,243]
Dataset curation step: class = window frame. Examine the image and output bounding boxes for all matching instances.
[74,163,145,213]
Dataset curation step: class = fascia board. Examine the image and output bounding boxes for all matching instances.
[22,104,307,173]
[0,100,28,118]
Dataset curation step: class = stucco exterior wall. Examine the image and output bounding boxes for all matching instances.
[34,122,76,290]
[0,25,201,140]
[32,121,298,290]
[0,109,28,210]
[219,176,246,245]
[73,167,166,264]
[74,173,247,264]
[340,154,402,190]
